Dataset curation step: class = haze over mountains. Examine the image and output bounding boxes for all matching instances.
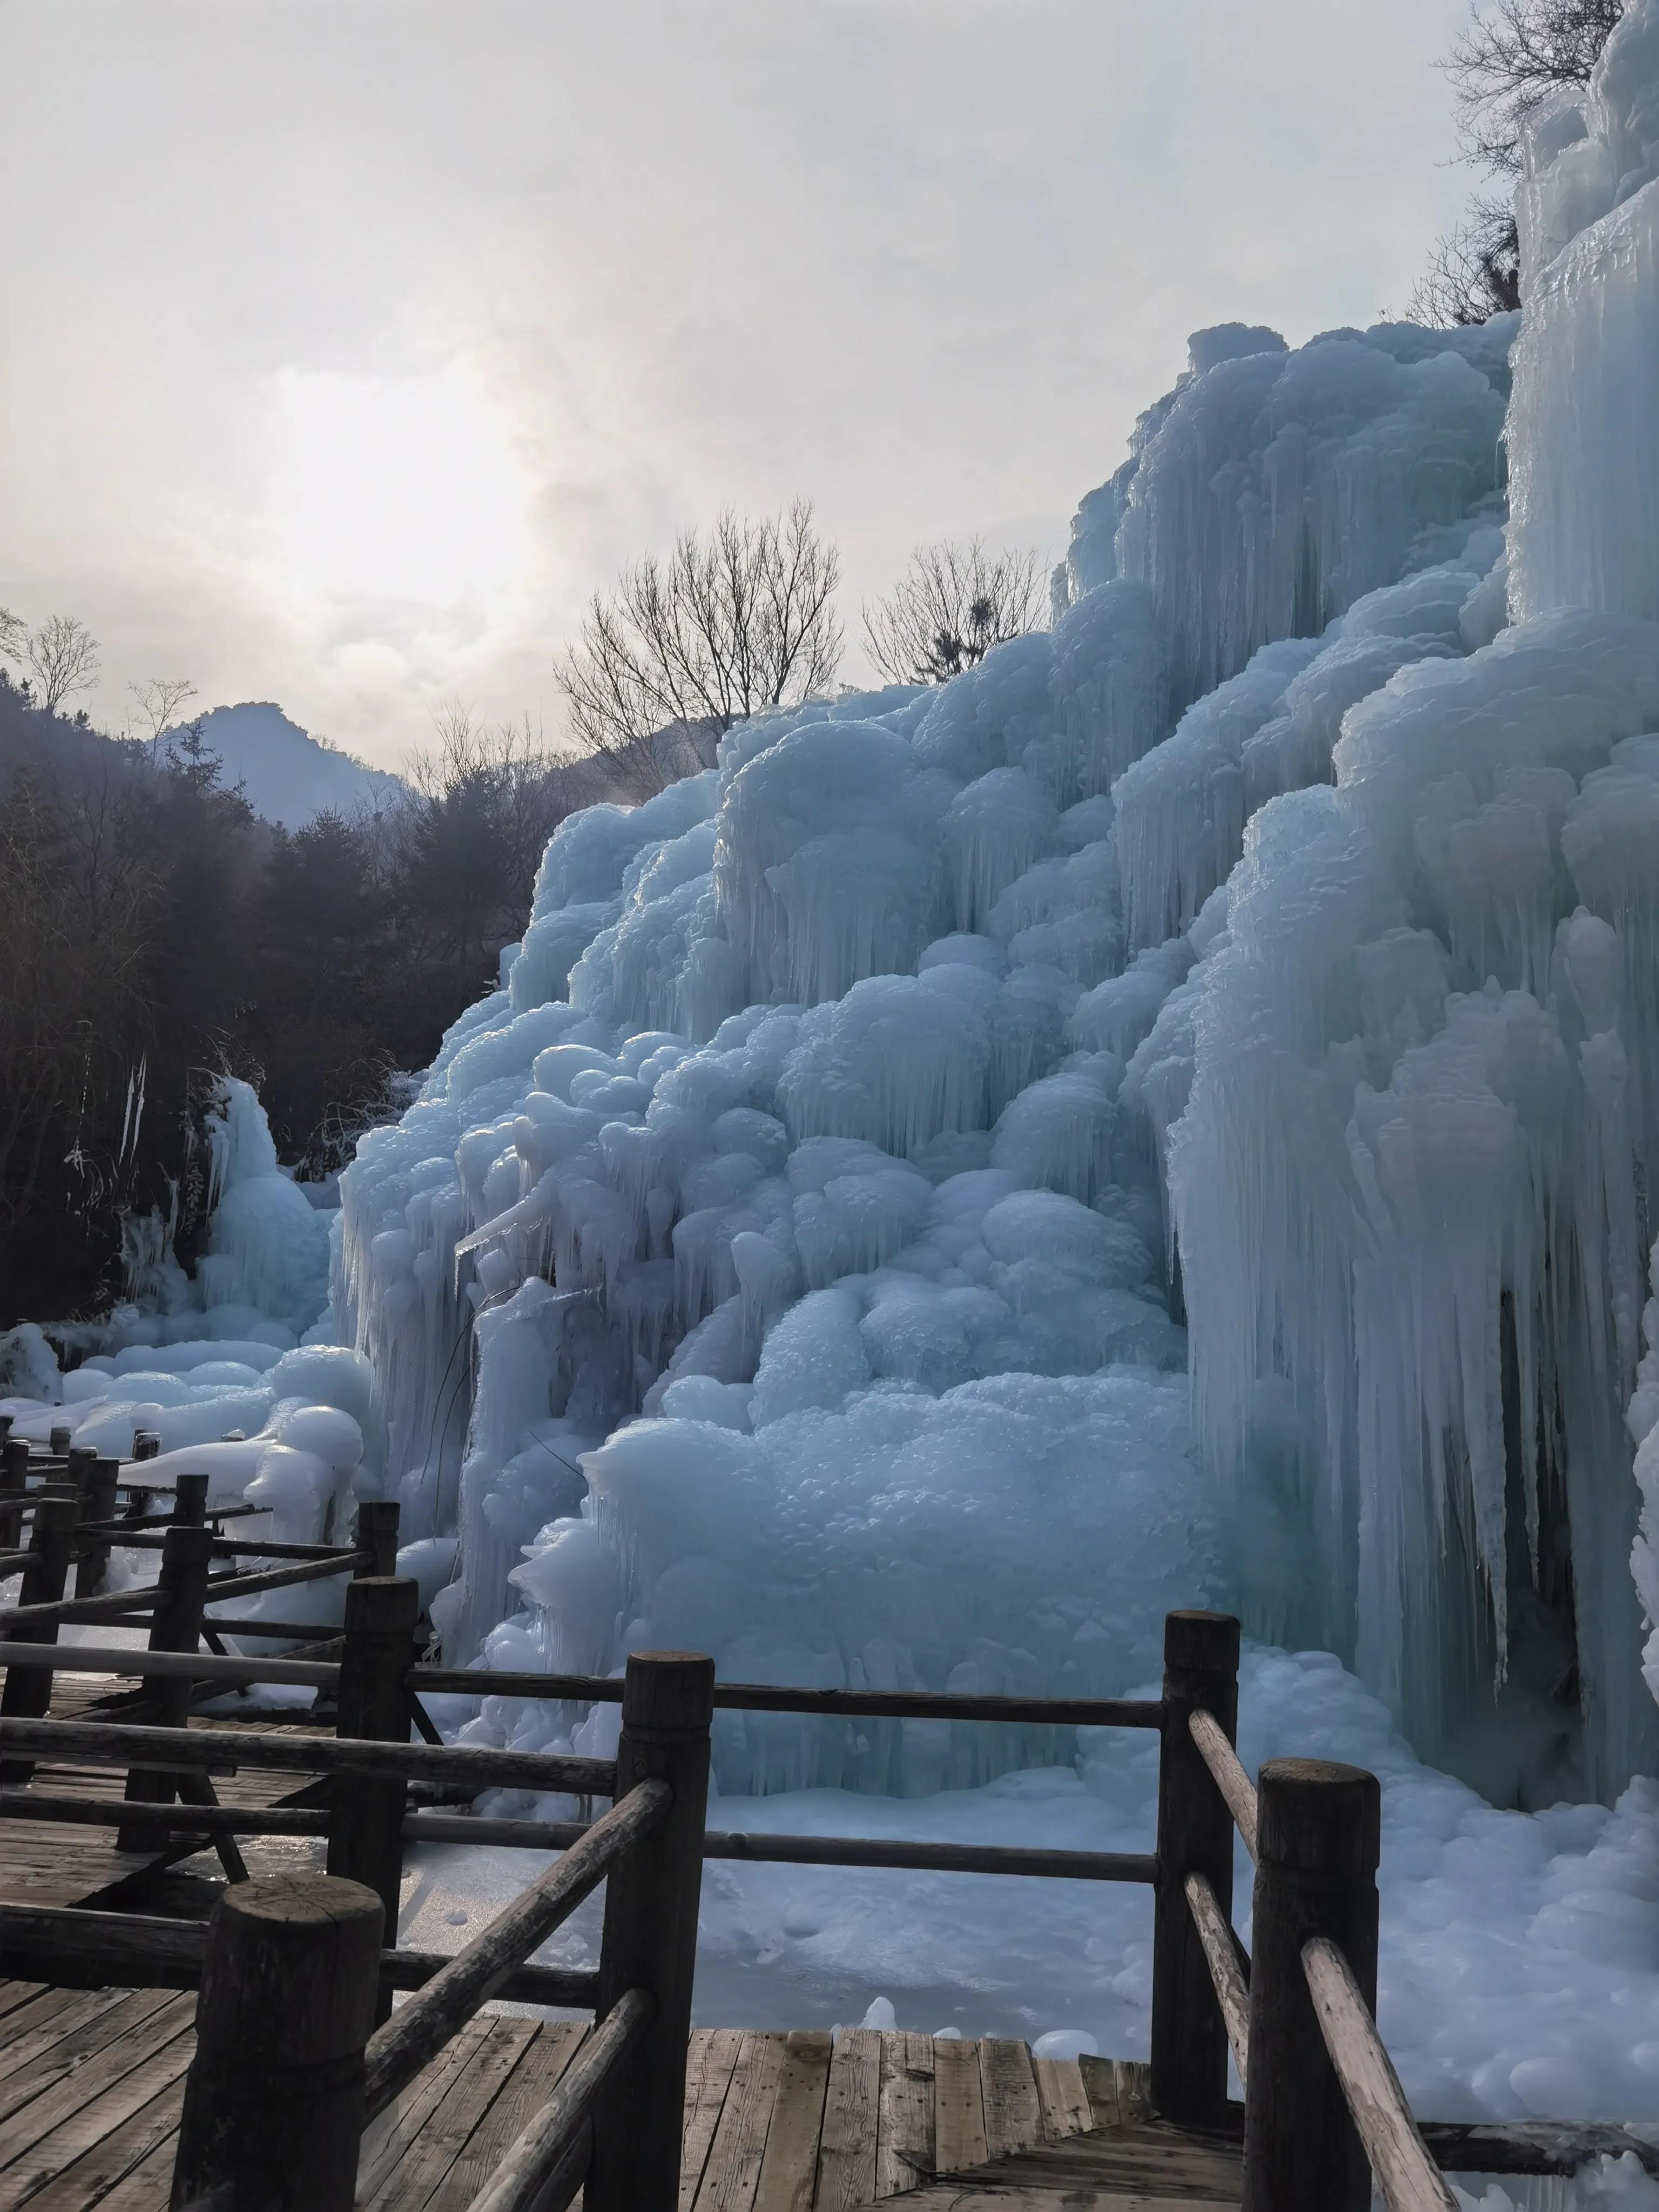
[174,702,404,827]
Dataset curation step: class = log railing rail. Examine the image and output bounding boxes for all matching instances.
[5,1596,1659,2202]
[0,1649,716,2212]
[1176,1656,1659,2202]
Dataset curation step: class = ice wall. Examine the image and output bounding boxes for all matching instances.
[326,303,1552,1797]
[1510,1,1659,625]
[1132,8,1659,1800]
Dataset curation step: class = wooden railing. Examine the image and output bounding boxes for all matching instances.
[0,1648,713,2212]
[4,1587,1658,2204]
[1176,1650,1659,2205]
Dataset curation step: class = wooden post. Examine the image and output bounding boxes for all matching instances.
[0,1496,78,1785]
[119,1523,214,1850]
[1241,1757,1381,2212]
[170,1871,384,2212]
[586,1649,714,2212]
[173,1471,209,1526]
[327,1575,420,2019]
[75,1454,120,1595]
[48,1425,72,1458]
[0,1439,27,1544]
[354,1499,402,1580]
[1150,1609,1241,2125]
[133,1429,161,1461]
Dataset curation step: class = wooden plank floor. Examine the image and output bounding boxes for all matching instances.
[0,1982,1243,2211]
[0,1668,329,1908]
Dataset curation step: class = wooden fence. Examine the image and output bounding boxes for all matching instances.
[2,1465,1656,2209]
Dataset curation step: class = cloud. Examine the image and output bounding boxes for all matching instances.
[0,0,1476,767]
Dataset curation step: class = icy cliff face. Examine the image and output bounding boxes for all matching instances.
[1158,9,1659,1802]
[323,296,1588,1797]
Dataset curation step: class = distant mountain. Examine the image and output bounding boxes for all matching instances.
[168,703,404,828]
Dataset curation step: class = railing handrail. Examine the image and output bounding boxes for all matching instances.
[410,1663,1162,1730]
[0,1640,341,1688]
[362,1775,672,2118]
[0,1899,599,2008]
[0,1547,368,1633]
[1303,1934,1457,2212]
[1188,1706,1257,1859]
[0,1712,616,1797]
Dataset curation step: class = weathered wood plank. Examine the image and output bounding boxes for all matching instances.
[930,2036,987,2176]
[0,2019,194,2200]
[694,2028,786,2212]
[813,2028,880,2212]
[76,2125,177,2212]
[977,2040,1041,2163]
[679,2027,745,2212]
[875,2031,934,2197]
[751,2030,831,2212]
[362,2015,535,2211]
[355,2015,495,2207]
[424,2019,590,2212]
[1078,2051,1122,2130]
[1031,2056,1093,2143]
[0,1986,178,2129]
[0,1988,109,2061]
[21,2073,188,2211]
[0,1982,53,2034]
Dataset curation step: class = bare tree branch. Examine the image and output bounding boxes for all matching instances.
[556,501,842,795]
[25,615,100,714]
[1408,0,1620,326]
[127,677,198,760]
[862,539,1047,687]
[1407,195,1523,326]
[1444,0,1623,177]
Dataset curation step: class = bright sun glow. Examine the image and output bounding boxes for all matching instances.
[276,368,527,606]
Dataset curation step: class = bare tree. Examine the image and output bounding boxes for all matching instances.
[1411,0,1622,325]
[127,677,198,760]
[557,501,842,795]
[0,609,25,666]
[1445,0,1623,177]
[862,539,1047,687]
[1407,194,1523,326]
[24,615,100,715]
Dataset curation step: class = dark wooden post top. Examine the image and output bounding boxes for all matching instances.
[48,1425,72,1457]
[1255,1758,1380,1876]
[354,1499,402,1580]
[1242,1757,1381,2212]
[173,1471,209,1526]
[132,1429,161,1461]
[170,1872,384,2212]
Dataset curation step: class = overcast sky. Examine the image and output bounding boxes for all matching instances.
[0,0,1480,771]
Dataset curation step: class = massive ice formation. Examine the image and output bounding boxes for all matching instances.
[319,3,1659,1808]
[1158,6,1659,1802]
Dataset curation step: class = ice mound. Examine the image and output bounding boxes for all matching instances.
[1,1082,378,1584]
[1055,320,1512,712]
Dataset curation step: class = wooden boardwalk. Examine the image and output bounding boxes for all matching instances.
[0,1671,326,1909]
[0,1982,1243,2211]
